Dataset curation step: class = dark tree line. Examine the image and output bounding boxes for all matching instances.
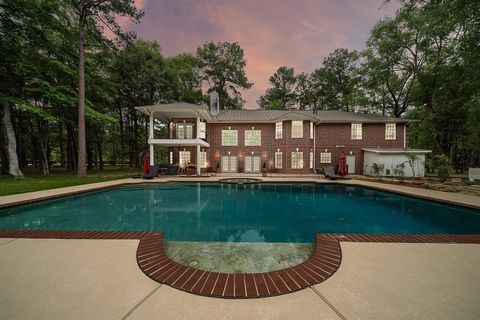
[0,0,252,178]
[258,0,480,172]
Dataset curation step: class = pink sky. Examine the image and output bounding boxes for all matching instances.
[123,0,398,109]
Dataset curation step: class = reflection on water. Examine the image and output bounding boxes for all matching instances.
[164,241,314,273]
[0,183,479,244]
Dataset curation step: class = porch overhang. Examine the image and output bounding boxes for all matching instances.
[148,138,210,148]
[135,103,214,123]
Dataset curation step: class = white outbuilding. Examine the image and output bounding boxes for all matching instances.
[362,148,431,178]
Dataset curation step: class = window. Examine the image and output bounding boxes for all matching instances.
[177,124,193,139]
[245,130,261,146]
[292,121,303,138]
[179,151,190,168]
[351,123,362,140]
[275,122,283,139]
[221,129,238,146]
[199,122,206,139]
[169,151,173,164]
[385,123,396,140]
[320,152,331,163]
[200,151,207,168]
[310,122,314,139]
[291,152,303,169]
[275,152,282,169]
[310,152,314,169]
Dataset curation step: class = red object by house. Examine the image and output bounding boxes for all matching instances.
[143,151,150,175]
[338,152,347,177]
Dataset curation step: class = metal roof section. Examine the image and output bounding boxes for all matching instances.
[362,148,431,154]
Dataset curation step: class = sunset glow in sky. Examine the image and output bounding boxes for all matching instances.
[123,0,398,109]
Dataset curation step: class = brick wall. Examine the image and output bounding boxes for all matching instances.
[167,119,407,174]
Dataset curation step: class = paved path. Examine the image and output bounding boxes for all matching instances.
[1,239,479,320]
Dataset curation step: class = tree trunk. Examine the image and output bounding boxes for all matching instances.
[97,141,103,170]
[118,106,125,169]
[38,120,50,175]
[2,104,24,179]
[77,9,87,176]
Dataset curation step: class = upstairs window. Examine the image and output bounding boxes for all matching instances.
[310,122,314,139]
[292,121,303,138]
[177,123,193,139]
[351,123,362,140]
[199,122,206,139]
[245,130,261,146]
[291,151,303,169]
[221,129,238,146]
[275,122,283,139]
[385,123,396,140]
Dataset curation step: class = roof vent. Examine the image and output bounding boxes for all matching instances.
[209,91,220,116]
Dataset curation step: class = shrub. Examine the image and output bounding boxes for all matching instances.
[434,154,450,182]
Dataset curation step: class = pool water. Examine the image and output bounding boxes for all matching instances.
[1,183,479,244]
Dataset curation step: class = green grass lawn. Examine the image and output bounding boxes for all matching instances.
[0,168,139,196]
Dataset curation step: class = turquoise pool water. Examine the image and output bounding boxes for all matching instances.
[0,183,479,243]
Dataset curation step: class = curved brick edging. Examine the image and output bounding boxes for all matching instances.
[1,230,480,298]
[136,233,341,298]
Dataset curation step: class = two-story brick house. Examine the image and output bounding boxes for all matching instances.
[136,98,429,177]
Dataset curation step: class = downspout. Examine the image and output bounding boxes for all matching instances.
[403,121,410,149]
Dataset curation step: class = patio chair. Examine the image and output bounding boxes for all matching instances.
[324,166,351,180]
[142,165,160,180]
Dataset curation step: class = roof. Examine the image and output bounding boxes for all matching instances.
[135,103,413,124]
[215,110,412,123]
[362,148,431,154]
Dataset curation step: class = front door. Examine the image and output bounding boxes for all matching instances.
[245,156,260,173]
[221,155,237,173]
[346,155,355,174]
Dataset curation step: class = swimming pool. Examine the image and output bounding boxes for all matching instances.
[1,183,479,244]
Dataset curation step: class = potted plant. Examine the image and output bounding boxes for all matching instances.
[262,162,267,177]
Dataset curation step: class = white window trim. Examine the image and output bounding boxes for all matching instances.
[310,122,314,139]
[200,151,207,168]
[275,122,283,139]
[309,152,314,169]
[292,121,303,138]
[320,152,331,164]
[351,123,362,140]
[179,151,191,168]
[221,129,238,146]
[199,122,206,139]
[385,123,396,140]
[245,130,261,146]
[291,151,303,169]
[275,152,282,169]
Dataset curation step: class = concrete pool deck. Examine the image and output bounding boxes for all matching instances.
[0,239,479,319]
[1,177,480,318]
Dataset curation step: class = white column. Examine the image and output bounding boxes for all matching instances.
[149,111,154,165]
[196,116,201,175]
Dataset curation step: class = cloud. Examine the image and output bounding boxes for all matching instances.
[126,0,398,108]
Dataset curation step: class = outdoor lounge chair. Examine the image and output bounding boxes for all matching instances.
[143,165,160,179]
[324,166,351,180]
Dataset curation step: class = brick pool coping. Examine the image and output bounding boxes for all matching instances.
[1,230,479,299]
